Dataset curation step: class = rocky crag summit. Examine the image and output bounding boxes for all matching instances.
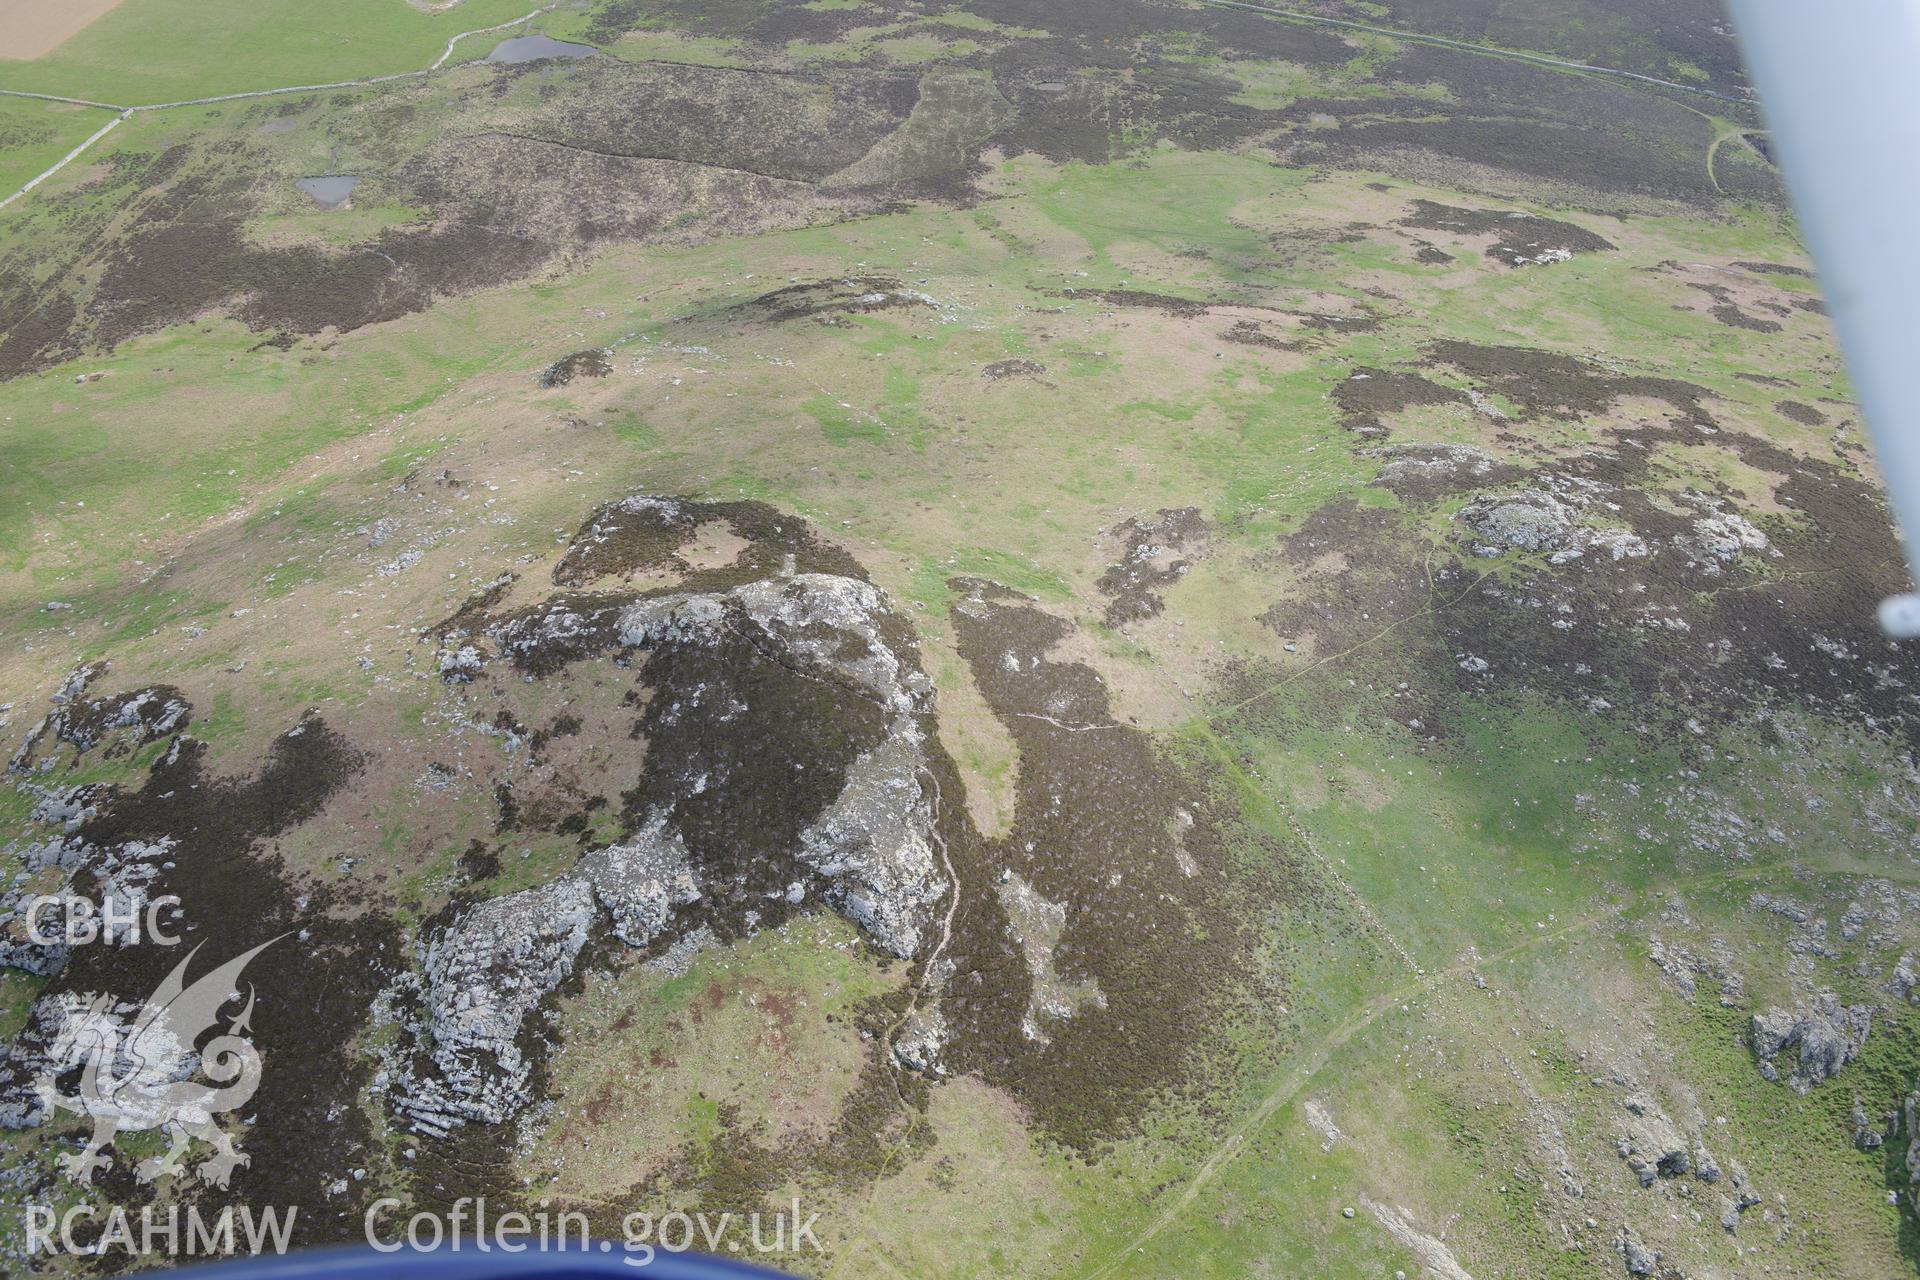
[389,496,950,1134]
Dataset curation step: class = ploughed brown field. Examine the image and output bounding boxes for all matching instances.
[0,0,125,61]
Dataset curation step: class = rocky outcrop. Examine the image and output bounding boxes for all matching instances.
[1614,1089,1723,1190]
[1676,500,1770,573]
[396,877,596,1133]
[1463,489,1576,553]
[1359,1195,1474,1280]
[1646,930,1744,1006]
[997,872,1106,1046]
[1902,1078,1920,1188]
[1751,993,1873,1092]
[1459,487,1649,564]
[389,550,949,1134]
[1370,443,1508,501]
[1618,1230,1660,1276]
[576,813,702,948]
[1852,1094,1894,1150]
[796,721,941,958]
[0,822,179,977]
[6,665,189,774]
[892,1005,948,1076]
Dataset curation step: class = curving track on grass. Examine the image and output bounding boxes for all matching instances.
[0,5,553,211]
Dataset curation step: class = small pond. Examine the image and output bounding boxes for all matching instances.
[295,175,359,209]
[486,35,597,64]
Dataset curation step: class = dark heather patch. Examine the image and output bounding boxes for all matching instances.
[698,277,933,327]
[424,572,516,639]
[960,0,1352,64]
[616,628,889,934]
[1425,339,1717,426]
[1293,118,1726,207]
[1098,507,1209,625]
[87,173,550,359]
[1369,443,1528,504]
[1396,198,1615,266]
[438,59,917,187]
[1414,244,1456,265]
[1066,287,1212,317]
[983,358,1046,380]
[1777,401,1826,427]
[1341,0,1749,96]
[1260,499,1430,701]
[1708,303,1781,333]
[0,286,78,375]
[1736,371,1792,388]
[939,580,1277,1149]
[0,61,917,379]
[1685,281,1782,334]
[1332,366,1471,435]
[539,348,613,388]
[1735,261,1812,278]
[1255,422,1920,757]
[1290,309,1381,334]
[553,498,705,587]
[550,496,865,591]
[1,715,392,1247]
[1222,319,1301,352]
[1794,295,1829,316]
[458,840,503,882]
[1274,43,1760,210]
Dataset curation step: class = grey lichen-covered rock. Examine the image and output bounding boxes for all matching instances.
[0,831,176,977]
[1617,1092,1691,1187]
[1456,476,1656,565]
[389,559,949,1135]
[796,718,941,958]
[1371,442,1499,492]
[402,877,595,1129]
[1852,1096,1889,1150]
[1889,953,1920,1003]
[1357,1196,1474,1280]
[1905,1080,1920,1185]
[998,872,1106,1045]
[617,573,932,714]
[1693,1142,1722,1184]
[1463,490,1575,552]
[0,991,154,1129]
[1678,503,1770,570]
[892,1004,948,1076]
[733,575,928,713]
[1618,1231,1659,1276]
[577,811,702,947]
[616,571,944,957]
[1751,992,1874,1092]
[436,643,484,683]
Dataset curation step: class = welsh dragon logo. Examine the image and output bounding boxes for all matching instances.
[36,938,279,1188]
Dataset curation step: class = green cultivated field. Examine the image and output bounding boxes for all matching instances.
[0,0,538,103]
